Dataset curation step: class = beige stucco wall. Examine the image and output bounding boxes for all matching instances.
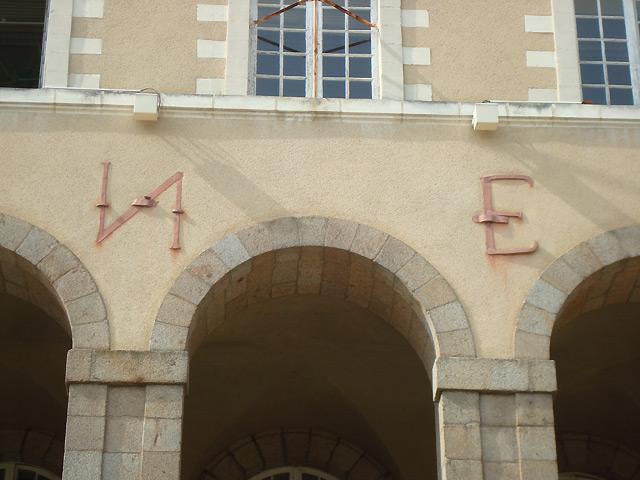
[1,101,639,356]
[402,0,556,101]
[65,0,559,99]
[69,0,228,93]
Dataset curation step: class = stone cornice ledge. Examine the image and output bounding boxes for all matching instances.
[66,349,189,386]
[432,357,557,401]
[1,87,640,126]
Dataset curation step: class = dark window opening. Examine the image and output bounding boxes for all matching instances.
[0,0,47,88]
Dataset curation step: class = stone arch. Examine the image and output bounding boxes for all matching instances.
[151,216,476,370]
[202,429,389,480]
[0,427,64,476]
[556,434,640,480]
[0,213,109,349]
[514,225,640,359]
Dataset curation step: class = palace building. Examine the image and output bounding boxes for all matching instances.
[1,0,640,479]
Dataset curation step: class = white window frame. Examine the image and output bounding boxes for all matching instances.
[248,0,380,99]
[0,462,61,480]
[225,0,403,99]
[41,0,73,87]
[249,466,340,480]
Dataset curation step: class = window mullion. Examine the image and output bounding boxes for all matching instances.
[280,7,285,96]
[623,0,640,104]
[305,1,314,96]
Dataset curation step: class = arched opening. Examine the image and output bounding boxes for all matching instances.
[153,217,475,480]
[181,247,437,479]
[0,245,70,477]
[0,461,61,480]
[0,0,47,88]
[552,256,640,479]
[0,214,109,478]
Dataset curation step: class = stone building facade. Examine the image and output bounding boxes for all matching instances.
[1,0,640,479]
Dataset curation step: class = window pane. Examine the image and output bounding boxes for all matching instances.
[576,17,601,38]
[283,55,306,76]
[600,0,623,15]
[349,34,371,54]
[602,18,626,38]
[349,80,371,98]
[258,29,280,51]
[323,8,346,29]
[349,57,371,78]
[323,80,346,97]
[609,88,633,104]
[579,40,603,60]
[604,41,628,61]
[323,56,345,77]
[574,0,598,15]
[283,79,305,96]
[17,470,37,480]
[283,31,305,53]
[323,32,346,53]
[581,63,605,83]
[349,0,370,7]
[283,7,306,28]
[582,86,607,103]
[274,474,290,480]
[258,54,280,75]
[256,77,280,95]
[607,64,631,84]
[301,475,318,480]
[258,7,280,27]
[349,11,371,30]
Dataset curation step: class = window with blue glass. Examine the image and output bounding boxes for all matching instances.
[251,0,378,98]
[574,0,640,105]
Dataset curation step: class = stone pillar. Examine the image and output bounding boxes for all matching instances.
[433,357,558,480]
[63,349,188,480]
[140,385,184,479]
[479,393,557,480]
[436,391,483,480]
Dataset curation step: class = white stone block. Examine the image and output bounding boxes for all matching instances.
[472,103,498,130]
[72,0,104,18]
[197,40,227,58]
[527,88,558,101]
[526,51,556,68]
[68,73,100,88]
[524,15,553,33]
[196,78,225,95]
[403,47,431,65]
[69,38,102,55]
[404,84,432,101]
[44,33,71,54]
[401,10,429,28]
[133,93,159,121]
[197,4,228,22]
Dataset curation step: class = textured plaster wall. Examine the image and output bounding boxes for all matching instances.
[69,0,228,92]
[1,111,639,355]
[402,0,556,101]
[67,0,557,99]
